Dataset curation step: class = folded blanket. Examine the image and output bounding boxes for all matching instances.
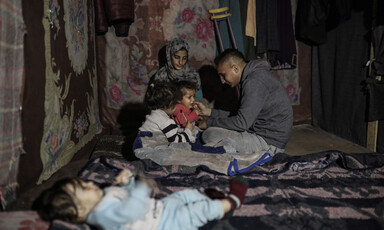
[133,131,274,175]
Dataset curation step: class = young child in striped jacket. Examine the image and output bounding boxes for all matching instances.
[139,81,199,143]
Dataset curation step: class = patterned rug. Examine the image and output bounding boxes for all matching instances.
[2,149,383,230]
[79,150,384,230]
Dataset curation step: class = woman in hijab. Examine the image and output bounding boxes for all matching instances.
[153,38,203,102]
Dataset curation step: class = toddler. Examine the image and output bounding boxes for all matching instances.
[33,169,248,230]
[139,81,198,143]
[171,80,200,128]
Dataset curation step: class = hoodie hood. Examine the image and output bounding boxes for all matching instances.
[242,60,271,82]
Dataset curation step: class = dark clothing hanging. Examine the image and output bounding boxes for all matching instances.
[273,0,297,69]
[94,0,135,36]
[311,8,370,148]
[378,0,384,26]
[254,0,279,57]
[295,0,329,45]
[366,26,384,121]
[366,1,384,153]
[295,0,352,45]
[239,0,296,69]
[372,26,384,77]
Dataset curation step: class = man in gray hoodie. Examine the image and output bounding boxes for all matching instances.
[195,49,293,154]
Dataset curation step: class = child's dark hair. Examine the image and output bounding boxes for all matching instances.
[32,178,84,223]
[144,81,182,111]
[175,80,197,93]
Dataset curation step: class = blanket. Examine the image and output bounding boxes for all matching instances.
[76,150,384,230]
[132,131,274,175]
[4,150,382,230]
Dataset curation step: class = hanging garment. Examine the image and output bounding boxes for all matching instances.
[273,0,297,69]
[295,0,351,45]
[94,0,135,36]
[367,25,384,121]
[245,0,257,46]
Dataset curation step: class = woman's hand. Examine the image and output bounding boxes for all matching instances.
[193,102,211,117]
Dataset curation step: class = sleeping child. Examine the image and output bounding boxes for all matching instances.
[33,169,248,230]
[170,80,200,128]
[139,81,198,143]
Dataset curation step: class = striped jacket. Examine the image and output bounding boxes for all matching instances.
[139,109,197,143]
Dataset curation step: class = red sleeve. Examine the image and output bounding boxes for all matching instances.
[178,104,199,124]
[171,104,187,127]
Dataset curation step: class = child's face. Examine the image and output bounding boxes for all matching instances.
[64,180,103,218]
[180,88,196,109]
[163,104,177,115]
[171,49,188,70]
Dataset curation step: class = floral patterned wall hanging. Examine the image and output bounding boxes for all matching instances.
[39,0,102,183]
[64,0,89,75]
[273,68,300,105]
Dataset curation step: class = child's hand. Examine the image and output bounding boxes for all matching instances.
[114,169,134,185]
[192,103,201,115]
[186,120,194,131]
[198,120,207,130]
[137,174,157,192]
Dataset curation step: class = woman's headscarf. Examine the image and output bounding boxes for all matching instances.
[154,38,201,89]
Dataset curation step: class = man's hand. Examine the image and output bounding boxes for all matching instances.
[192,104,201,116]
[194,102,212,117]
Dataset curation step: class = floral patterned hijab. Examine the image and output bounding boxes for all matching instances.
[154,38,201,89]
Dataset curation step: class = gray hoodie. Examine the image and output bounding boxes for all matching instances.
[207,60,293,148]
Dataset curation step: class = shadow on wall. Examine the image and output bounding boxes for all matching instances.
[117,102,146,161]
[158,45,167,69]
[117,45,166,161]
[198,65,239,111]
